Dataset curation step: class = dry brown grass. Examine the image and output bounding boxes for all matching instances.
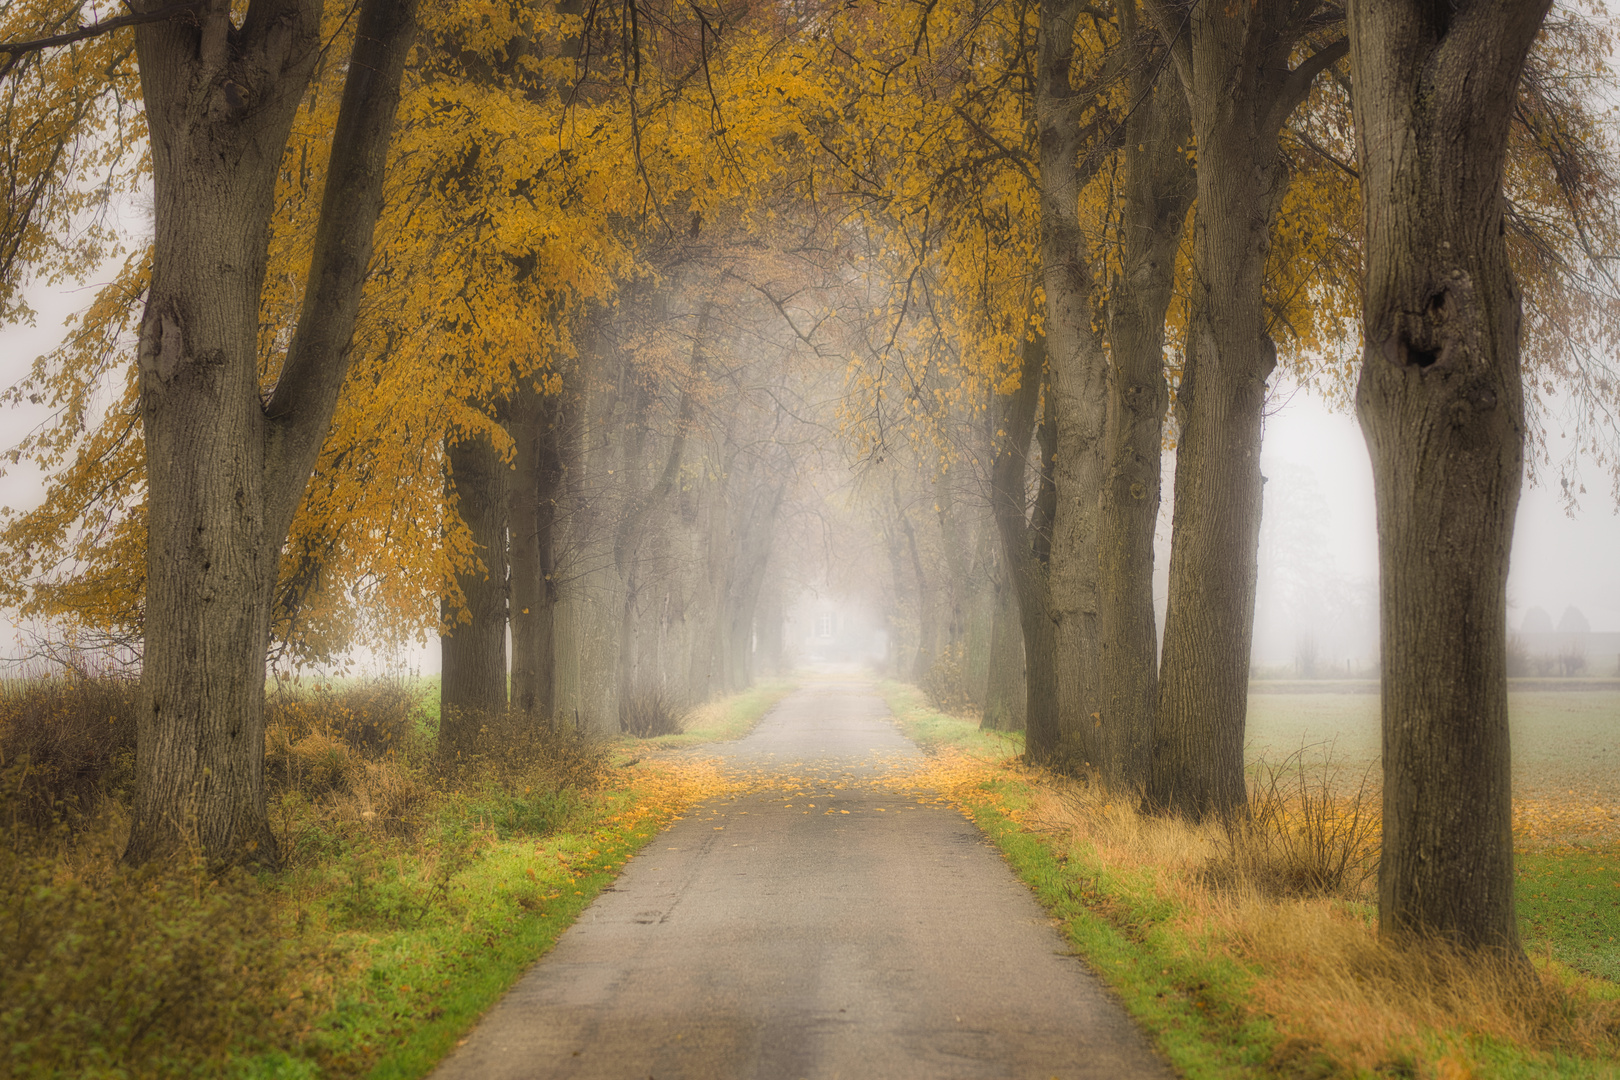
[1018,758,1620,1075]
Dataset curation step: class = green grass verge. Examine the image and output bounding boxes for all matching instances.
[630,678,797,750]
[345,680,789,1078]
[877,681,1620,1079]
[967,779,1282,1079]
[359,798,664,1080]
[1519,847,1620,984]
[876,680,1024,759]
[220,776,674,1080]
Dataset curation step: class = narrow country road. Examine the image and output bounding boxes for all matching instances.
[430,679,1172,1079]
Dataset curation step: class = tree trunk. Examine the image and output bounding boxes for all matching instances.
[1148,1,1346,819]
[125,0,418,867]
[1096,2,1194,790]
[440,431,509,759]
[723,482,784,693]
[903,509,937,686]
[509,376,565,719]
[1037,0,1109,766]
[991,328,1060,757]
[1348,0,1546,957]
[982,559,1027,732]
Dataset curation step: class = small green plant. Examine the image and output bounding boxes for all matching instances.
[0,843,302,1079]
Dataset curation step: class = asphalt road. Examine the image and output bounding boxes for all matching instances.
[430,679,1172,1080]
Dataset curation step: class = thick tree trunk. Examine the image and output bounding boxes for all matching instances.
[1037,0,1108,765]
[1095,4,1193,790]
[982,561,1027,732]
[1148,1,1345,819]
[440,432,509,759]
[125,0,418,867]
[509,378,565,719]
[991,329,1060,757]
[1348,0,1546,957]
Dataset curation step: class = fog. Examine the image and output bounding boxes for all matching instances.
[5,276,1620,680]
[1250,383,1620,675]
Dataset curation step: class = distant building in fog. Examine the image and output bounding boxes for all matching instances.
[1514,606,1619,676]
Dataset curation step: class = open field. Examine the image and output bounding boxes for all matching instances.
[1247,688,1620,846]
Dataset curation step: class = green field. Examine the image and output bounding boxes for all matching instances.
[1247,683,1620,986]
[1246,685,1620,803]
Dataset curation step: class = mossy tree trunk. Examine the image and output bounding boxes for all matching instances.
[991,328,1059,756]
[440,430,509,760]
[509,375,567,720]
[1036,0,1110,765]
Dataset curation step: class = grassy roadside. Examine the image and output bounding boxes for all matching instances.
[354,680,795,1076]
[633,678,797,750]
[0,677,790,1080]
[878,681,1620,1080]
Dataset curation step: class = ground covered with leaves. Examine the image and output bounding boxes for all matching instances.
[0,673,793,1079]
[880,681,1620,1080]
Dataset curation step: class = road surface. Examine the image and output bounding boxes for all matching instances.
[430,679,1172,1079]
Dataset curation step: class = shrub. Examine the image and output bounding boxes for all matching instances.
[265,676,421,760]
[619,686,688,739]
[0,667,138,836]
[1209,741,1379,899]
[0,844,303,1079]
[921,643,975,716]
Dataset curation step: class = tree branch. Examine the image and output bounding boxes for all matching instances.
[1267,35,1348,137]
[0,1,203,79]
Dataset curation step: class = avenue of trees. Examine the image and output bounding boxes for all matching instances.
[3,0,1618,961]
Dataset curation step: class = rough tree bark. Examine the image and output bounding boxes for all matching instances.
[1147,0,1345,818]
[125,0,419,866]
[991,328,1060,757]
[1094,0,1194,789]
[981,554,1028,732]
[509,375,566,719]
[1036,0,1111,764]
[1348,0,1548,957]
[617,307,701,721]
[440,430,509,759]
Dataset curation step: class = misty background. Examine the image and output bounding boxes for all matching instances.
[5,275,1619,676]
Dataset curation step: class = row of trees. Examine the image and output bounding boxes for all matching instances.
[1,0,1616,963]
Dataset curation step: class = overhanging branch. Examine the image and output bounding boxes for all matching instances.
[0,2,204,79]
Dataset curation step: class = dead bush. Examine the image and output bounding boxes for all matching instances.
[619,686,689,739]
[921,643,975,716]
[1208,741,1379,899]
[0,667,139,837]
[266,676,422,759]
[439,705,611,792]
